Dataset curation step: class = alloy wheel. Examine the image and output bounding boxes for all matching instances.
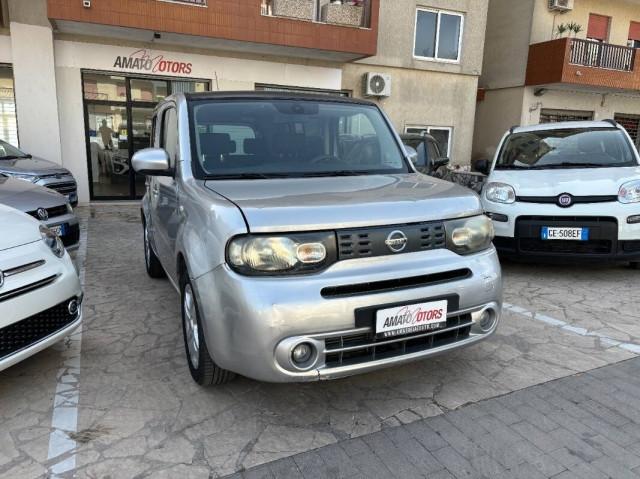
[183,284,200,369]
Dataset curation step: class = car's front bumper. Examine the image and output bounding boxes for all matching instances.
[193,247,502,382]
[45,212,80,251]
[0,242,83,372]
[484,199,640,261]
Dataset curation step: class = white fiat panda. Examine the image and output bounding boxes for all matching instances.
[478,120,640,266]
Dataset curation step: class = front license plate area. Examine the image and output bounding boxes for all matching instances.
[375,300,448,338]
[541,226,589,241]
[50,224,67,236]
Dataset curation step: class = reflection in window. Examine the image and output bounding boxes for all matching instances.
[0,66,17,145]
[130,79,168,102]
[414,9,463,62]
[83,73,127,101]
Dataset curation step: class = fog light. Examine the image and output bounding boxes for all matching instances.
[292,343,313,365]
[68,299,79,316]
[627,215,640,224]
[478,309,495,331]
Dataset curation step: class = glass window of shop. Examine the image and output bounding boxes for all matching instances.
[82,72,208,200]
[0,65,18,147]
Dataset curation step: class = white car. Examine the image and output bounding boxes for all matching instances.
[0,204,82,372]
[477,120,640,267]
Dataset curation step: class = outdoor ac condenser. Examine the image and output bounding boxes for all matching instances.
[363,72,392,98]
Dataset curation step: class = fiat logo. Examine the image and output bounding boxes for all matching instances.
[385,230,408,253]
[36,208,49,221]
[557,194,573,208]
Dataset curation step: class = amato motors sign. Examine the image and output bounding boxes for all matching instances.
[113,49,193,75]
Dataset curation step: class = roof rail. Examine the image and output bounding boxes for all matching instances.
[509,125,519,134]
[603,119,618,127]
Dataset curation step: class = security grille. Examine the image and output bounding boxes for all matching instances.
[614,114,640,147]
[539,109,594,123]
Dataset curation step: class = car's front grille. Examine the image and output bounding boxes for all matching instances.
[324,313,472,368]
[336,221,446,260]
[519,239,612,254]
[621,241,640,252]
[0,297,79,360]
[321,269,471,298]
[46,182,76,196]
[27,205,68,219]
[517,195,617,205]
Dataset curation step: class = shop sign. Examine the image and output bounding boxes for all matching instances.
[113,49,193,75]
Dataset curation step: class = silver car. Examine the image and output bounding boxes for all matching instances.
[0,140,78,206]
[133,92,502,385]
[0,175,79,250]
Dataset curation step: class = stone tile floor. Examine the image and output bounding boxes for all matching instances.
[0,204,638,478]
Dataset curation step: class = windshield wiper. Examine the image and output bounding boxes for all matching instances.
[297,170,369,177]
[494,165,530,170]
[530,162,607,169]
[0,155,21,160]
[205,173,290,180]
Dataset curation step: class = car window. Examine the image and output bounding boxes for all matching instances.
[426,139,441,161]
[161,107,178,168]
[496,128,637,170]
[190,100,408,178]
[0,140,27,158]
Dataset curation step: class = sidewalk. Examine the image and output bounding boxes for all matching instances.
[226,357,640,479]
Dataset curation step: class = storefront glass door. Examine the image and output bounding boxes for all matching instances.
[83,71,208,200]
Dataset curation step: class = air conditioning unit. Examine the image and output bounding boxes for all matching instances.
[548,0,573,12]
[363,73,391,98]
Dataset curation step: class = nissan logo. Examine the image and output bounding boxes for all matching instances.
[36,208,49,221]
[557,193,573,208]
[385,230,408,253]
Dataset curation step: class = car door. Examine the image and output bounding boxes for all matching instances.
[152,105,180,280]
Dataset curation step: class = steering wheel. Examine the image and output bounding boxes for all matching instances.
[309,155,347,165]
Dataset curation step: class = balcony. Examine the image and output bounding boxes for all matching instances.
[47,0,379,62]
[262,0,372,28]
[526,37,640,92]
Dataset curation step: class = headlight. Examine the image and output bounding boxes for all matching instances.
[619,180,640,204]
[485,182,516,204]
[227,232,336,275]
[445,215,495,255]
[6,172,39,183]
[40,225,65,258]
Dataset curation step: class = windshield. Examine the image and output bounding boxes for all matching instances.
[496,128,637,170]
[190,99,409,178]
[0,140,28,159]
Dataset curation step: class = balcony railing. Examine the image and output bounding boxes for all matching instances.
[569,38,636,72]
[262,0,371,28]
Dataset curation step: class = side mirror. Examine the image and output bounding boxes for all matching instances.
[403,144,418,165]
[132,148,172,176]
[471,158,490,175]
[433,157,450,169]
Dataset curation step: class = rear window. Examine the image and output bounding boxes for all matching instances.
[496,128,637,170]
[189,99,408,178]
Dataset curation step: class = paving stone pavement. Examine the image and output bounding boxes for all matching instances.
[226,357,640,479]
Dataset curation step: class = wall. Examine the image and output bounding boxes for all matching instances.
[530,0,640,45]
[10,22,62,164]
[343,63,479,165]
[480,0,535,89]
[54,38,343,204]
[47,0,379,59]
[362,0,488,76]
[522,87,640,125]
[472,87,525,159]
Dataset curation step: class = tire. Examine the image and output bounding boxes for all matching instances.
[631,262,640,270]
[180,274,235,386]
[143,220,166,278]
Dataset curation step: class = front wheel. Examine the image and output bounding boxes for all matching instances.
[181,275,235,386]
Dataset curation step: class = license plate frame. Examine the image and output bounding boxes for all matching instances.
[375,299,448,338]
[541,226,589,241]
[49,224,67,237]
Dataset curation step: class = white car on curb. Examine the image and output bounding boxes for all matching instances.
[476,120,640,267]
[0,203,82,371]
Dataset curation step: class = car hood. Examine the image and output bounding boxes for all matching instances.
[0,176,67,211]
[488,167,640,196]
[0,203,41,251]
[0,155,70,176]
[205,174,481,232]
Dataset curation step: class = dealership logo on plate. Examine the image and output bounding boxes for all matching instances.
[385,230,408,253]
[557,193,573,208]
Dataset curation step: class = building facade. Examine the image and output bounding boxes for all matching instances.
[0,0,379,203]
[343,0,489,165]
[474,0,640,160]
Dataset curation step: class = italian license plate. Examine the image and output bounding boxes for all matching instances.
[376,300,448,338]
[541,227,589,241]
[50,224,67,236]
[67,192,77,203]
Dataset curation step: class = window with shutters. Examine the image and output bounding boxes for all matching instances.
[587,13,611,42]
[615,114,640,147]
[629,21,640,48]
